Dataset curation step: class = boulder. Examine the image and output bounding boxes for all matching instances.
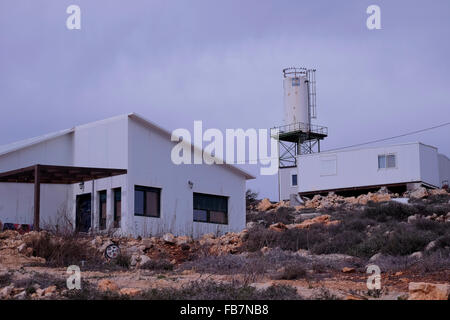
[98,279,119,292]
[176,236,192,246]
[162,233,176,244]
[13,291,27,300]
[256,198,274,211]
[425,241,437,252]
[269,222,287,232]
[342,267,355,273]
[369,253,383,262]
[141,238,153,249]
[0,285,14,299]
[408,282,450,300]
[119,288,143,297]
[409,251,423,260]
[139,255,151,266]
[410,187,428,199]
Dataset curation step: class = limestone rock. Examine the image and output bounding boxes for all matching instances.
[256,198,274,211]
[98,279,119,292]
[269,222,287,232]
[162,233,176,244]
[119,288,143,297]
[408,282,450,300]
[410,187,429,199]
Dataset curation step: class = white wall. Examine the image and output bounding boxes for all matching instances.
[0,134,74,227]
[279,167,298,201]
[127,117,246,238]
[0,183,70,226]
[438,154,450,187]
[418,144,440,187]
[297,142,434,193]
[71,115,129,233]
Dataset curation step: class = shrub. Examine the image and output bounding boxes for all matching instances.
[381,226,434,256]
[25,232,101,267]
[114,253,131,269]
[140,259,173,271]
[363,202,418,222]
[246,207,296,226]
[246,189,259,209]
[138,280,302,300]
[0,272,12,287]
[278,263,307,280]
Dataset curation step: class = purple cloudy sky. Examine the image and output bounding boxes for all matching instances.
[1,0,449,199]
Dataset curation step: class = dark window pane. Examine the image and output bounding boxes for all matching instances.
[193,209,208,222]
[193,193,228,224]
[387,154,396,168]
[135,190,145,215]
[292,174,298,186]
[114,188,121,228]
[378,155,386,169]
[209,211,227,224]
[146,190,159,217]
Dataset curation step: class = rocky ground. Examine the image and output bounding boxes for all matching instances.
[0,187,449,300]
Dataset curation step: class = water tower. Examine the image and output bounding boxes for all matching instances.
[272,67,328,200]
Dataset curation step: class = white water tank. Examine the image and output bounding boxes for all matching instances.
[283,67,316,129]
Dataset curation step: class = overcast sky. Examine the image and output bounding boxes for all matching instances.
[1,0,449,199]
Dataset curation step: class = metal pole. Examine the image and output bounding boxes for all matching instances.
[34,165,41,231]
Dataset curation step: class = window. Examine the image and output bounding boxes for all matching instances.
[320,156,337,176]
[291,174,298,186]
[193,193,228,224]
[292,77,300,86]
[378,154,396,169]
[99,191,107,230]
[113,188,121,228]
[134,186,161,217]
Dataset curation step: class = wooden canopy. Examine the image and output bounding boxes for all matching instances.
[0,164,127,230]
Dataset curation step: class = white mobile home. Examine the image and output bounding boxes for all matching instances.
[295,142,450,196]
[0,113,254,237]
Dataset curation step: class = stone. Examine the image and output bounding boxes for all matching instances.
[119,288,143,297]
[408,282,450,300]
[162,233,176,244]
[342,267,355,273]
[410,187,428,199]
[176,236,192,246]
[407,215,419,223]
[130,254,139,266]
[269,222,287,232]
[98,279,119,292]
[17,243,27,253]
[429,189,448,196]
[13,290,27,300]
[425,241,437,252]
[256,198,274,211]
[0,285,14,298]
[369,253,383,262]
[260,246,270,255]
[246,222,257,229]
[139,255,151,265]
[409,251,423,260]
[44,286,57,295]
[99,240,113,252]
[141,238,153,249]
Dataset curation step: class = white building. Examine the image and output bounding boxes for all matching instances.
[295,142,450,197]
[0,113,254,237]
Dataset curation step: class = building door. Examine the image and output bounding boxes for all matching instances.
[76,193,91,233]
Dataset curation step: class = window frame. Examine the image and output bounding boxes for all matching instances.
[378,153,397,170]
[113,187,121,228]
[98,190,107,230]
[134,185,161,218]
[291,173,298,187]
[193,192,228,225]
